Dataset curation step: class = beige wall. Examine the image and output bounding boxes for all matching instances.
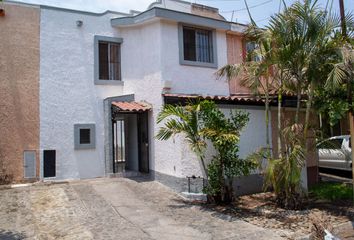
[191,4,224,20]
[0,3,40,182]
[226,33,251,95]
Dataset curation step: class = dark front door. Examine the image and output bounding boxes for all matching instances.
[138,112,149,173]
[43,150,56,178]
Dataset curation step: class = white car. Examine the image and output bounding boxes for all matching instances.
[317,135,352,171]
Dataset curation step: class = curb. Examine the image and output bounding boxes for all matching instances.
[0,180,70,190]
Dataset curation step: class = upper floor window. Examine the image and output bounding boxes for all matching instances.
[94,36,123,85]
[179,25,217,68]
[245,41,261,62]
[99,42,120,80]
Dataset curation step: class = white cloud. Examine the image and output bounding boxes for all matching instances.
[13,0,154,13]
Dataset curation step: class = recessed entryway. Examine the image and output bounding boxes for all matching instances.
[112,112,149,174]
[111,101,151,174]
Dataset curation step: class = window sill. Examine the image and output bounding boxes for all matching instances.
[74,144,96,150]
[180,60,218,69]
[94,80,124,85]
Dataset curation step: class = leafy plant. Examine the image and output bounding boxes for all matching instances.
[156,100,257,203]
[216,26,276,150]
[156,102,208,176]
[262,123,306,209]
[310,182,353,201]
[200,101,258,203]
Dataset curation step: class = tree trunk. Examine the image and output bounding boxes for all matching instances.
[200,156,208,178]
[302,87,313,195]
[265,76,271,150]
[277,86,283,158]
[220,157,226,202]
[225,177,234,202]
[295,88,301,124]
[265,93,270,150]
[304,86,313,140]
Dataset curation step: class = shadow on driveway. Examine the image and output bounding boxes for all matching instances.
[0,229,26,240]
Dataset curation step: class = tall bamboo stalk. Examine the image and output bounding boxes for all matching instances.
[295,88,302,124]
[265,76,271,150]
[277,80,283,158]
[304,85,313,140]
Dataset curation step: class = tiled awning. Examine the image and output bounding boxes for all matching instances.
[163,93,270,105]
[112,101,152,112]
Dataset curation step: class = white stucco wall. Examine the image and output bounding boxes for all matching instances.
[118,21,167,176]
[148,0,192,13]
[40,8,126,180]
[160,21,230,96]
[221,106,271,159]
[39,3,260,182]
[40,8,167,180]
[174,106,271,178]
[151,20,231,179]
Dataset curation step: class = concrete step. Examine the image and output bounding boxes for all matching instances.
[108,171,149,178]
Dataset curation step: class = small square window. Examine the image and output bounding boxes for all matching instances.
[74,124,95,149]
[79,129,91,144]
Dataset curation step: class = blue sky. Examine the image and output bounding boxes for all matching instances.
[201,0,353,26]
[14,0,354,26]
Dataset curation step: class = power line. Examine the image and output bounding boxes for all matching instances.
[220,0,273,13]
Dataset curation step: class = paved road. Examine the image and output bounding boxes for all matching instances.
[0,178,283,240]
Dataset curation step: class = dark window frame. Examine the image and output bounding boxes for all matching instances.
[178,24,217,68]
[74,124,96,150]
[94,36,123,85]
[79,128,91,144]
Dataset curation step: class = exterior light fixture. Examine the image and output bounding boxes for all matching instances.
[76,20,83,27]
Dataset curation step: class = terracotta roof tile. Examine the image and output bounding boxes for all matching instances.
[112,101,152,112]
[162,93,268,103]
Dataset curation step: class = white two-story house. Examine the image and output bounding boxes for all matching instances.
[3,0,317,193]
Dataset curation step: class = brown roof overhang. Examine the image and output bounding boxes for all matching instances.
[163,93,270,105]
[112,101,152,112]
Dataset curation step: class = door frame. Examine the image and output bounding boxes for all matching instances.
[111,111,150,173]
[137,111,149,173]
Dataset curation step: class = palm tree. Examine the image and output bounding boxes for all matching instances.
[269,0,341,139]
[227,0,345,207]
[216,26,276,150]
[156,102,208,177]
[263,123,305,209]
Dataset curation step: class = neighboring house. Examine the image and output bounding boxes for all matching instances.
[0,2,40,182]
[0,0,318,192]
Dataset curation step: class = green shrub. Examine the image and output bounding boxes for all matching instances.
[310,182,353,201]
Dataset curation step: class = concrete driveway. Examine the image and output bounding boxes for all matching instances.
[0,178,283,240]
